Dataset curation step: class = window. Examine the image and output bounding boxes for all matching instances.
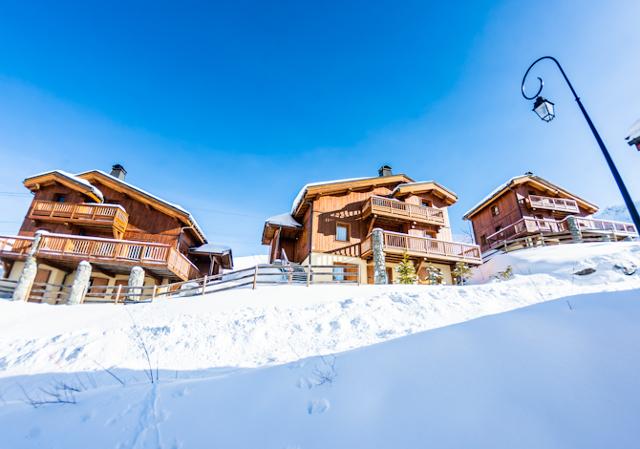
[336,223,349,241]
[491,205,500,216]
[421,199,433,207]
[53,193,66,203]
[332,265,345,281]
[480,234,487,245]
[495,225,502,232]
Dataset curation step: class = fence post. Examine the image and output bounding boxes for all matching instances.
[252,265,258,290]
[114,284,122,304]
[306,266,311,287]
[357,265,361,286]
[152,284,157,301]
[201,275,208,295]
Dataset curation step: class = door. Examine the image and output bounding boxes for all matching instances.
[87,277,109,300]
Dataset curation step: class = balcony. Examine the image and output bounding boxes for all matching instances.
[526,195,579,214]
[0,233,200,281]
[486,216,638,250]
[361,230,482,265]
[28,200,129,239]
[362,196,445,226]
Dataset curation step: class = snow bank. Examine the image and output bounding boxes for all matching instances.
[0,243,639,382]
[1,288,639,448]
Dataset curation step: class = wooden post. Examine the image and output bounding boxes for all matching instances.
[357,265,361,286]
[152,284,157,301]
[201,275,208,295]
[252,265,258,290]
[306,265,311,287]
[114,284,122,304]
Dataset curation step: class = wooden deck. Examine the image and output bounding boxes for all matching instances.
[361,196,445,226]
[28,200,129,239]
[526,195,579,214]
[0,233,200,281]
[361,230,482,265]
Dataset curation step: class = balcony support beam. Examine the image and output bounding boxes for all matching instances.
[12,231,44,302]
[128,266,145,302]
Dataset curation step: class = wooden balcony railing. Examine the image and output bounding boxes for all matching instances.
[0,233,200,281]
[28,200,129,239]
[361,230,482,264]
[486,216,638,249]
[527,195,580,213]
[362,196,445,226]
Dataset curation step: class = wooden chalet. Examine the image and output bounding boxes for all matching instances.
[463,172,638,252]
[261,166,482,285]
[0,165,233,303]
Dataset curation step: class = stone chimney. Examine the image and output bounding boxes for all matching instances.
[378,165,393,177]
[110,164,127,181]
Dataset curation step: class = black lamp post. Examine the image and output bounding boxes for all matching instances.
[521,56,640,234]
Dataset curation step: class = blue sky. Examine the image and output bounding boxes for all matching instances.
[0,0,639,255]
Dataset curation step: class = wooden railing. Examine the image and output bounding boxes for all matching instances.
[362,230,481,264]
[486,216,638,250]
[363,196,445,225]
[29,200,129,238]
[527,195,579,213]
[0,233,200,281]
[486,217,567,247]
[0,235,34,257]
[574,217,637,235]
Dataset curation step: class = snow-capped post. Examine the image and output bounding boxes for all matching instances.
[128,266,145,301]
[67,261,92,305]
[372,228,388,284]
[566,216,583,243]
[12,231,45,302]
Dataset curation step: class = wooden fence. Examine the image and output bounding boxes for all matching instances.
[14,263,361,305]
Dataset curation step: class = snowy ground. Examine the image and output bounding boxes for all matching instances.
[0,242,639,448]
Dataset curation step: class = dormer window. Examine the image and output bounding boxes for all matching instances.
[421,199,433,208]
[491,205,500,216]
[53,193,66,203]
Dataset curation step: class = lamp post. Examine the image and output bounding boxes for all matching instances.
[521,56,640,234]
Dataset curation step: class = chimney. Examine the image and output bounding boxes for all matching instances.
[110,164,127,181]
[378,165,393,177]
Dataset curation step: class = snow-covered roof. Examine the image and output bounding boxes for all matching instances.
[77,170,207,243]
[290,177,368,215]
[190,243,232,255]
[463,175,526,219]
[265,213,302,228]
[625,119,640,144]
[25,170,105,202]
[390,181,457,200]
[463,173,598,219]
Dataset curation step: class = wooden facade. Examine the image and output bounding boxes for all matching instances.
[0,167,233,297]
[262,168,481,284]
[464,173,637,252]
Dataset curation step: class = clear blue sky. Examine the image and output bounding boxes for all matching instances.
[0,0,639,255]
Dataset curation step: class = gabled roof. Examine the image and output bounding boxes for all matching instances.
[189,243,233,269]
[390,181,458,205]
[261,213,303,244]
[77,170,207,244]
[290,174,414,217]
[463,173,599,219]
[24,170,105,203]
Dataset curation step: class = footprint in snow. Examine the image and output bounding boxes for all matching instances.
[296,377,314,390]
[307,399,330,415]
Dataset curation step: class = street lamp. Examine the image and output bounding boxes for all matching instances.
[521,56,640,234]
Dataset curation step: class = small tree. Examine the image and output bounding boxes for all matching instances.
[495,265,514,281]
[425,263,444,285]
[396,252,417,284]
[452,262,472,285]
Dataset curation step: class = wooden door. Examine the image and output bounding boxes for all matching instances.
[87,277,109,300]
[386,267,393,284]
[367,265,374,284]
